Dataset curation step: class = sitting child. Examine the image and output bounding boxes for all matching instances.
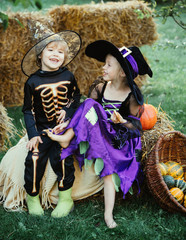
[45,40,153,227]
[21,23,81,217]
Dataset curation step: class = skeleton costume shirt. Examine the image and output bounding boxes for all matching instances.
[22,67,81,196]
[23,67,81,139]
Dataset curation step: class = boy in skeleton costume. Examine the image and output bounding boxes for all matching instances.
[21,25,81,217]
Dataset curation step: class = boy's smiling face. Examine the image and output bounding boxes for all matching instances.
[40,41,68,72]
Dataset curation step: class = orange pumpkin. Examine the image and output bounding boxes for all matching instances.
[140,104,157,130]
[169,187,184,204]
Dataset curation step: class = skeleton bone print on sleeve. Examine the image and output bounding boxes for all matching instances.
[35,81,71,121]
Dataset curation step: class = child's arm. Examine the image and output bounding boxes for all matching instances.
[22,80,39,140]
[88,81,105,100]
[62,76,81,119]
[118,94,143,131]
[129,95,144,118]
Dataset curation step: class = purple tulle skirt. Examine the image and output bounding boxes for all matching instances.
[60,98,142,197]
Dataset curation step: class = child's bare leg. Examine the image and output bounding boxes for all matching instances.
[103,175,117,228]
[46,128,75,148]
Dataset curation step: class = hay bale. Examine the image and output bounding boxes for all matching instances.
[141,106,174,170]
[0,102,15,151]
[49,1,158,95]
[0,1,158,106]
[0,12,53,107]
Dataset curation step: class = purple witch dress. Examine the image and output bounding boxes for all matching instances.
[60,97,142,198]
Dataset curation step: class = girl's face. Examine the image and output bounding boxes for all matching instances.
[102,54,125,82]
[40,41,68,72]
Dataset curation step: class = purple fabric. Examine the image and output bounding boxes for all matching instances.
[60,98,142,197]
[120,49,139,78]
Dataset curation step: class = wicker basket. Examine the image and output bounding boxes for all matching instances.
[146,131,186,214]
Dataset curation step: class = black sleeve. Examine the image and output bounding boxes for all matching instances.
[63,76,81,119]
[119,93,144,133]
[88,77,106,103]
[22,81,39,140]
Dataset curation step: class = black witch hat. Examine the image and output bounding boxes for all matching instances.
[21,21,81,77]
[85,40,152,105]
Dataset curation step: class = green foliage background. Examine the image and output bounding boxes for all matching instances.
[141,12,186,133]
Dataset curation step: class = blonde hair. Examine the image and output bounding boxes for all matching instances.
[36,39,69,67]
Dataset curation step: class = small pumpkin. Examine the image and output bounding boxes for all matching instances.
[165,161,184,179]
[163,175,175,189]
[158,162,168,176]
[184,195,186,208]
[175,179,186,193]
[169,187,184,204]
[152,105,158,114]
[165,161,176,168]
[140,103,157,130]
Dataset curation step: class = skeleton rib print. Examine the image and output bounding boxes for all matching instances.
[35,81,71,121]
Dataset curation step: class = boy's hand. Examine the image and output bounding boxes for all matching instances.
[111,110,127,124]
[57,109,66,124]
[26,136,43,151]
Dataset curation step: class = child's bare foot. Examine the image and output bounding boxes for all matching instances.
[58,137,70,148]
[104,213,118,229]
[106,220,117,229]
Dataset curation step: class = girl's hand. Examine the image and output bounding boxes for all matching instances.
[26,136,43,151]
[111,111,127,124]
[52,120,70,134]
[57,110,66,124]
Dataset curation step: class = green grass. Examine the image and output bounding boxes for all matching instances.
[141,14,186,133]
[0,192,186,240]
[0,2,186,240]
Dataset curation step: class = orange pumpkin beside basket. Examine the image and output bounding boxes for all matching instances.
[140,104,157,130]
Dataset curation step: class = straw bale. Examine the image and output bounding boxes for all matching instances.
[141,106,174,170]
[0,102,15,151]
[0,12,53,107]
[49,1,158,95]
[0,1,158,106]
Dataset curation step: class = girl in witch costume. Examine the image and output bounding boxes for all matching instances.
[21,26,82,217]
[45,40,153,228]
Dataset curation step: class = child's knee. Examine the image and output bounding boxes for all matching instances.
[103,174,112,182]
